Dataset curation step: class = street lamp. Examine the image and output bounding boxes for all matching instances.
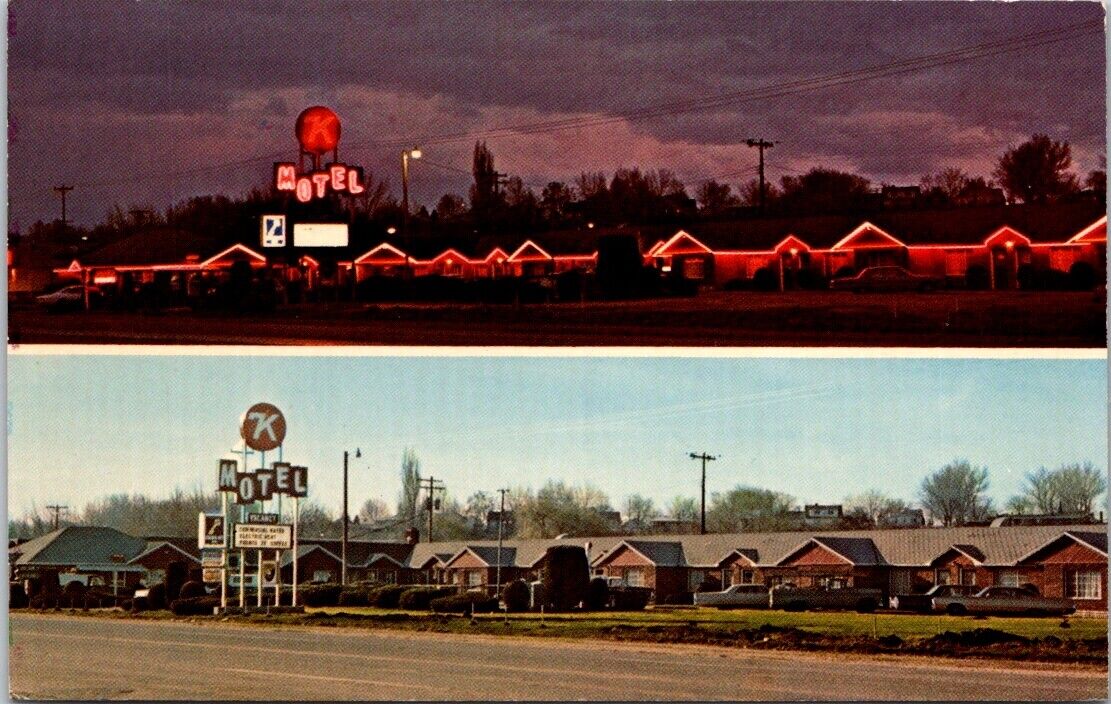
[401,147,422,270]
[342,447,361,585]
[386,226,397,236]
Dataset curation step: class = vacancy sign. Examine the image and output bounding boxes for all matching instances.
[234,523,293,550]
[293,223,349,247]
[261,215,286,248]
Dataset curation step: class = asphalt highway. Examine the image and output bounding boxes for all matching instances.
[9,614,1107,700]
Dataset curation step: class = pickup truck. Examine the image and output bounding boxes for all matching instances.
[693,584,771,609]
[930,585,1076,616]
[769,584,884,613]
[889,584,979,613]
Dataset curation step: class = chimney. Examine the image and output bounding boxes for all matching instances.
[404,527,420,545]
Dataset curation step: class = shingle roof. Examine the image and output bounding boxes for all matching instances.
[80,229,233,267]
[128,541,201,565]
[14,526,148,567]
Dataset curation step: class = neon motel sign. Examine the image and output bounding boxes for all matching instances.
[274,162,367,203]
[219,458,308,505]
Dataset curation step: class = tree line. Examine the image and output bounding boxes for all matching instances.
[11,454,1104,543]
[18,134,1105,259]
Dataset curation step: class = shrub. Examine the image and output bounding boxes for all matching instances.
[609,586,652,611]
[430,592,499,614]
[966,264,990,290]
[398,587,455,611]
[170,596,220,616]
[585,577,609,611]
[540,545,590,611]
[178,581,206,600]
[299,583,343,607]
[9,582,28,609]
[367,585,409,609]
[147,582,168,610]
[1069,261,1098,290]
[502,580,530,613]
[752,267,778,291]
[165,561,189,603]
[338,588,371,607]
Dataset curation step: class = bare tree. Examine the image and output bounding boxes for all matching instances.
[1010,462,1107,515]
[357,497,390,524]
[396,448,422,528]
[919,460,992,526]
[667,496,699,522]
[844,489,909,524]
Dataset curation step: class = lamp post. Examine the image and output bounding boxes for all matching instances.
[342,448,361,585]
[401,147,422,272]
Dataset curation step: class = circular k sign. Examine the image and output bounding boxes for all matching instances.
[241,403,286,451]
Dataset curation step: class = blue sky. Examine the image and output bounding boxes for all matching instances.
[7,354,1107,519]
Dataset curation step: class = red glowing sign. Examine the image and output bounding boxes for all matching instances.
[274,162,366,203]
[295,106,341,155]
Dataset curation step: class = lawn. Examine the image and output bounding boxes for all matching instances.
[304,605,1107,641]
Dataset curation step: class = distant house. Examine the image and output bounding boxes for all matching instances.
[803,504,843,527]
[879,509,927,528]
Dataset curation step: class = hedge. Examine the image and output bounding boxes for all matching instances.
[503,580,530,613]
[338,588,371,607]
[585,577,609,611]
[9,582,28,609]
[367,585,410,609]
[430,592,499,614]
[170,596,220,616]
[398,587,456,610]
[147,582,168,610]
[299,583,343,607]
[179,581,207,600]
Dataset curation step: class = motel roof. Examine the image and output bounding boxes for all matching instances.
[13,526,148,569]
[75,228,237,268]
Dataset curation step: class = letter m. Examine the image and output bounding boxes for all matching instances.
[274,163,297,191]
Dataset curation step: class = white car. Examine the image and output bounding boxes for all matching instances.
[35,285,99,311]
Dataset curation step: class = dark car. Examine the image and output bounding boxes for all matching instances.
[889,584,978,613]
[35,284,102,311]
[830,266,942,292]
[931,585,1076,616]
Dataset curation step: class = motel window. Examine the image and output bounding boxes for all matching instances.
[1067,571,1102,600]
[741,570,755,585]
[959,568,976,587]
[688,570,705,592]
[624,568,646,587]
[721,570,732,587]
[683,258,705,280]
[934,569,951,585]
[313,570,332,583]
[997,572,1021,588]
[467,570,483,587]
[146,569,166,585]
[944,252,968,277]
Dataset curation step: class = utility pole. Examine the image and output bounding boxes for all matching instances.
[341,448,361,586]
[421,476,446,542]
[689,452,718,535]
[52,185,74,228]
[744,139,776,213]
[495,488,509,597]
[46,504,69,530]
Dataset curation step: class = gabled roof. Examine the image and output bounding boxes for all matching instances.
[1067,216,1108,244]
[429,248,472,265]
[774,235,811,253]
[128,541,201,565]
[716,548,759,567]
[482,247,510,263]
[777,536,883,566]
[595,540,685,567]
[983,226,1031,248]
[444,545,518,568]
[1016,530,1109,564]
[507,241,553,261]
[78,229,240,268]
[930,543,986,566]
[354,242,409,264]
[363,552,407,568]
[200,243,266,267]
[831,222,905,250]
[14,526,148,567]
[279,543,342,568]
[655,230,712,256]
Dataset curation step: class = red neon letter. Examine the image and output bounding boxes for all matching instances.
[312,172,330,199]
[275,163,297,191]
[347,168,365,195]
[329,164,347,191]
[295,177,313,203]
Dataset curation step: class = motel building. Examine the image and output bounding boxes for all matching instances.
[11,523,1108,615]
[44,201,1106,301]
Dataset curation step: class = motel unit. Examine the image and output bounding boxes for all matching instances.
[42,203,1106,296]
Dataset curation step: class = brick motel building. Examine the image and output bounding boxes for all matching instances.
[10,523,1107,614]
[36,202,1106,297]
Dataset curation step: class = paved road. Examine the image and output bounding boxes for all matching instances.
[9,614,1106,700]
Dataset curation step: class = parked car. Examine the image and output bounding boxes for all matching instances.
[769,584,884,612]
[35,284,100,311]
[830,266,942,292]
[694,583,771,609]
[931,585,1076,616]
[889,584,978,613]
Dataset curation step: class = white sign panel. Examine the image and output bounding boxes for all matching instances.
[261,215,287,248]
[198,512,226,549]
[293,223,349,247]
[234,523,292,549]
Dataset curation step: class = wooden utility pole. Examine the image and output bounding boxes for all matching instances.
[744,139,776,213]
[46,504,69,530]
[495,488,509,596]
[421,476,445,542]
[52,185,74,228]
[688,453,718,535]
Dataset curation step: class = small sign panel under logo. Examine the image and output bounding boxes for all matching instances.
[203,568,223,583]
[261,215,286,248]
[234,523,292,550]
[247,512,279,525]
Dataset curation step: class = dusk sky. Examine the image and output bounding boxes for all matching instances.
[8,353,1106,520]
[8,1,1106,228]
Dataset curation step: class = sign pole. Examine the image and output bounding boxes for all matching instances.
[274,549,281,606]
[239,549,245,609]
[257,549,263,608]
[220,490,228,611]
[292,495,299,607]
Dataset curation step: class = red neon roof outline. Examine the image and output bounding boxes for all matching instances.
[67,259,82,272]
[646,240,667,256]
[831,222,906,250]
[482,247,510,263]
[354,242,408,264]
[1067,216,1108,244]
[300,255,320,267]
[774,234,811,253]
[430,248,472,264]
[507,240,553,261]
[655,230,712,256]
[983,225,1032,248]
[200,243,267,267]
